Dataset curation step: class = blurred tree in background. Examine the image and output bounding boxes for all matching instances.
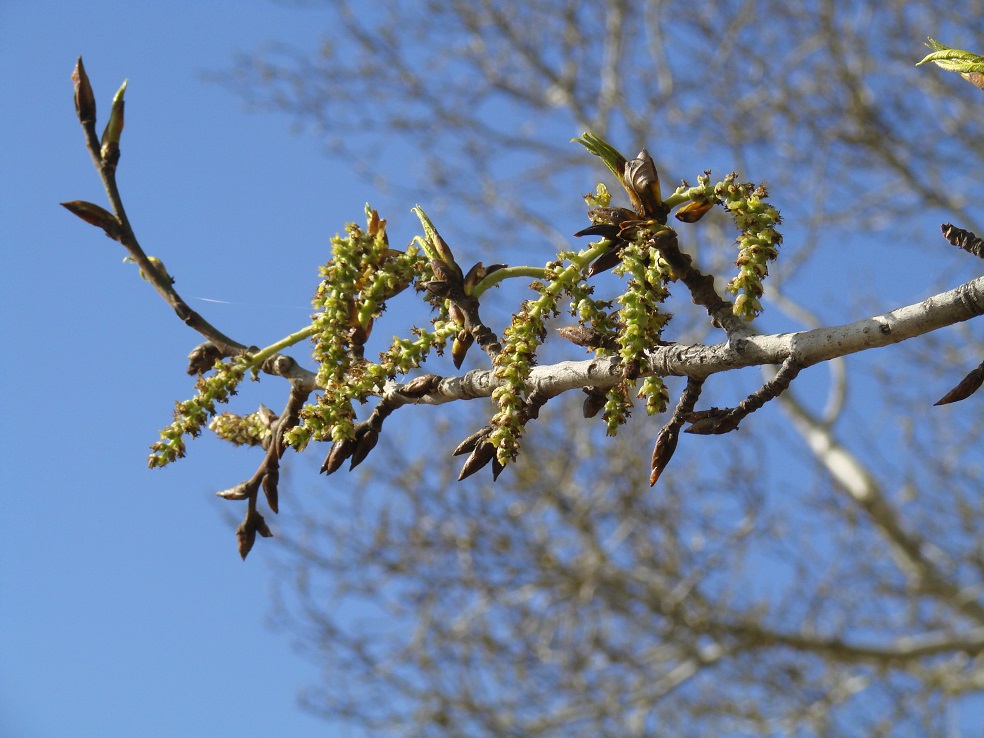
[211,2,984,735]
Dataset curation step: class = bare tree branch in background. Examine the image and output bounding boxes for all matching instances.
[220,3,984,733]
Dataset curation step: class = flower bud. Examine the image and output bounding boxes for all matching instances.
[452,329,474,369]
[674,199,714,223]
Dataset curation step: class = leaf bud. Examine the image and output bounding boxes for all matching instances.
[72,57,96,128]
[100,79,127,162]
[60,200,121,240]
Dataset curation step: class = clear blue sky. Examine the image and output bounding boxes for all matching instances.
[0,3,389,736]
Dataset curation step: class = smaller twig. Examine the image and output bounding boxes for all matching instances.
[941,223,984,259]
[650,229,749,339]
[217,385,310,559]
[685,357,802,435]
[650,377,704,486]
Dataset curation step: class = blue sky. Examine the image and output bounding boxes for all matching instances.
[0,3,388,736]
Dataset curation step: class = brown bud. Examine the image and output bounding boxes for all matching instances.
[458,442,495,481]
[582,388,607,418]
[254,513,273,539]
[262,468,280,514]
[683,408,741,435]
[72,57,96,127]
[491,456,505,481]
[674,199,714,223]
[400,374,441,398]
[237,520,256,560]
[462,262,487,296]
[423,280,452,297]
[430,258,462,286]
[452,329,474,369]
[448,303,465,328]
[60,200,121,240]
[238,511,274,559]
[586,246,624,277]
[574,223,621,240]
[649,425,680,486]
[187,342,223,375]
[963,71,984,92]
[216,482,250,501]
[321,437,356,474]
[349,428,379,469]
[453,426,491,456]
[935,363,984,406]
[622,149,662,216]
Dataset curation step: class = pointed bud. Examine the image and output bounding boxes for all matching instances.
[72,57,96,128]
[423,280,452,297]
[462,262,487,296]
[254,513,273,539]
[430,258,461,286]
[582,388,607,418]
[453,426,491,456]
[100,79,127,163]
[452,329,474,369]
[187,342,223,375]
[574,223,621,239]
[458,442,495,481]
[674,199,714,223]
[262,468,280,514]
[349,428,379,469]
[649,425,680,486]
[216,482,250,501]
[400,374,441,398]
[684,408,740,435]
[60,200,121,240]
[587,246,623,277]
[237,519,256,560]
[622,149,662,216]
[321,437,356,474]
[935,363,984,405]
[448,303,465,328]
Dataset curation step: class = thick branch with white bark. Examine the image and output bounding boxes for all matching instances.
[382,275,984,406]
